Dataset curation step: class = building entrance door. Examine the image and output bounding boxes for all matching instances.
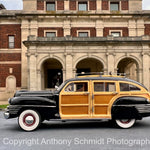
[47,69,62,88]
[42,58,63,90]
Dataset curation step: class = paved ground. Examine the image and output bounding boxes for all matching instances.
[1,111,150,150]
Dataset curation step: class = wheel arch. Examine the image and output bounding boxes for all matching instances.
[110,96,144,120]
[17,106,57,121]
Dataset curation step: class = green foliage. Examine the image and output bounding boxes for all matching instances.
[0,105,8,109]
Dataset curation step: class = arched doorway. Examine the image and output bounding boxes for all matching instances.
[42,58,63,89]
[76,58,103,74]
[117,58,139,81]
[6,75,16,92]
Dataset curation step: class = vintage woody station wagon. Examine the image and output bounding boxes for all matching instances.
[4,74,150,131]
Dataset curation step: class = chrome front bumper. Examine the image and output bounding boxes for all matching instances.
[3,105,22,119]
[4,112,10,119]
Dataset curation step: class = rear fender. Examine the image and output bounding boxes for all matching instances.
[111,96,148,120]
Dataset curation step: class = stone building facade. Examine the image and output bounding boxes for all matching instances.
[1,0,150,103]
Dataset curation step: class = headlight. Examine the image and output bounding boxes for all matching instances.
[8,98,11,104]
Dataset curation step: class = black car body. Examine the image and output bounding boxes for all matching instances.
[4,75,150,131]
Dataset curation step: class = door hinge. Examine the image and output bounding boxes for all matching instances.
[92,94,94,100]
[92,107,94,113]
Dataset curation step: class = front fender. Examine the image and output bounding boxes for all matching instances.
[10,97,56,106]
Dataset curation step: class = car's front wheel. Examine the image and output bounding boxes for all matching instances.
[18,109,41,131]
[115,119,136,129]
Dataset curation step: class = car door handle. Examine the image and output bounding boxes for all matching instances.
[84,92,89,95]
[113,92,118,95]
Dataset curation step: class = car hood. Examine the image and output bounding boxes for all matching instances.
[14,90,55,97]
[9,90,57,105]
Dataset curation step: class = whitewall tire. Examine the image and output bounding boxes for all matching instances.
[18,109,41,131]
[115,119,136,129]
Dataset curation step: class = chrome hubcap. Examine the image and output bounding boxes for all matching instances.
[25,116,34,125]
[120,119,130,124]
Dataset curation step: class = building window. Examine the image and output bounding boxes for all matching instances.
[78,32,88,37]
[78,2,88,11]
[8,35,15,48]
[46,32,56,37]
[46,2,55,11]
[110,2,119,11]
[111,32,121,37]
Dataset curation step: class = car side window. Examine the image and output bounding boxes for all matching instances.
[120,83,141,91]
[94,82,116,92]
[65,82,88,92]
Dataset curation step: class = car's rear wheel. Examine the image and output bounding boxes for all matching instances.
[115,119,136,129]
[18,109,41,131]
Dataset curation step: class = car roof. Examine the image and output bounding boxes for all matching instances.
[66,76,147,90]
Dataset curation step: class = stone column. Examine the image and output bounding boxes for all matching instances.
[21,19,30,89]
[65,53,73,80]
[96,0,102,12]
[103,68,108,75]
[107,52,115,75]
[128,20,136,36]
[96,20,103,37]
[64,0,69,11]
[62,69,66,82]
[137,19,144,36]
[142,52,150,90]
[28,53,37,91]
[63,20,71,36]
[37,69,42,91]
[23,0,37,11]
[114,68,118,75]
[73,69,77,78]
[138,68,143,84]
[30,19,38,36]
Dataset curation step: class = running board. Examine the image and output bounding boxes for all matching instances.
[48,119,110,122]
